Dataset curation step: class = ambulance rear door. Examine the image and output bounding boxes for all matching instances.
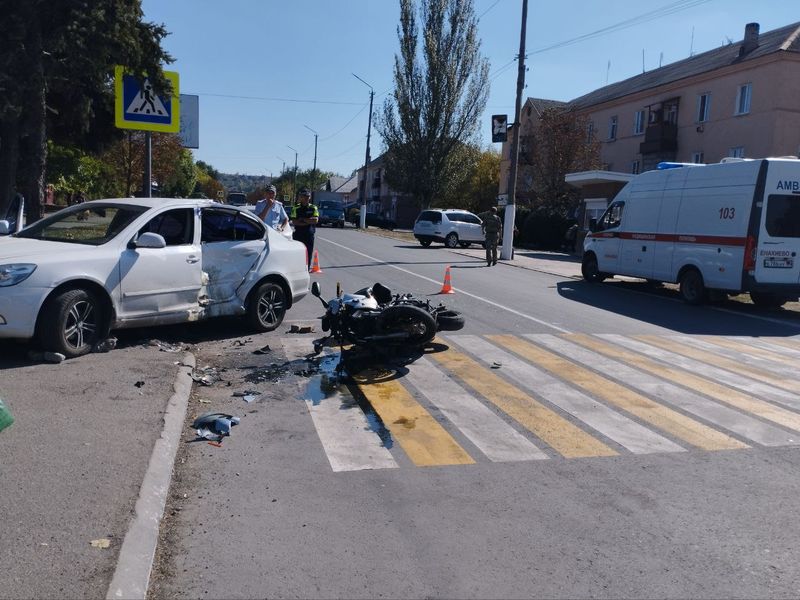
[756,160,800,285]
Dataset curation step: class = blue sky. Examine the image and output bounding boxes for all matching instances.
[141,0,798,178]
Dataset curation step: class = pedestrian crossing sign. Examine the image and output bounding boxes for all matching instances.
[114,66,180,132]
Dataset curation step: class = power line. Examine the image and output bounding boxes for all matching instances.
[321,102,369,142]
[478,0,502,19]
[191,92,364,106]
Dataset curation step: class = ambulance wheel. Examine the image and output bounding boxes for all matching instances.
[581,253,605,283]
[679,269,706,305]
[750,292,787,309]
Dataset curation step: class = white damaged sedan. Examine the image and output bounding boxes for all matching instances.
[0,198,310,358]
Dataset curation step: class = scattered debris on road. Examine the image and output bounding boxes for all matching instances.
[0,399,14,433]
[134,381,145,388]
[92,337,117,353]
[192,411,240,443]
[289,325,315,334]
[27,350,66,364]
[90,538,111,549]
[148,339,187,353]
[230,338,253,347]
[233,390,261,403]
[252,345,271,355]
[189,366,223,386]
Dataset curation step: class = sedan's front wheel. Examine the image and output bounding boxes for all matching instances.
[39,288,106,358]
[247,282,286,332]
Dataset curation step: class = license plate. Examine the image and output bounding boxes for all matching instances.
[764,258,794,268]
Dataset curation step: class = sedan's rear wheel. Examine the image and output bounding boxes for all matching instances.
[39,288,106,358]
[247,282,286,331]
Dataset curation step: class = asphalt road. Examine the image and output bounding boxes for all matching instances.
[147,227,800,599]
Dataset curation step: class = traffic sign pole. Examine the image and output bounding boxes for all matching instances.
[144,131,152,198]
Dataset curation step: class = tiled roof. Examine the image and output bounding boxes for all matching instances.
[570,21,800,109]
[332,174,358,193]
[525,97,567,116]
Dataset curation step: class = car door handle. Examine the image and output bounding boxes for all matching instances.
[186,255,200,264]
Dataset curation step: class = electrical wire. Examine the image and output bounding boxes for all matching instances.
[321,102,369,142]
[192,92,364,106]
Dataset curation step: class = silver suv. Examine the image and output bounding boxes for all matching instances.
[413,209,484,248]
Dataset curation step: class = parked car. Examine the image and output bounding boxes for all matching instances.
[0,194,24,237]
[350,211,396,230]
[413,209,485,248]
[0,198,310,358]
[318,200,345,228]
[226,192,248,207]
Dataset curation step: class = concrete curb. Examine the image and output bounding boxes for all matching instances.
[106,352,196,600]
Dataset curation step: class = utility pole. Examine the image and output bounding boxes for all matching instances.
[304,124,319,190]
[502,0,528,261]
[287,145,298,203]
[353,73,373,230]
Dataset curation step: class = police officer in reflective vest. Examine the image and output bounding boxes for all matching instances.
[290,188,319,270]
[481,206,503,266]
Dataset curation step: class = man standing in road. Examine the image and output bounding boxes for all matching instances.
[481,206,502,266]
[254,184,289,232]
[290,188,319,270]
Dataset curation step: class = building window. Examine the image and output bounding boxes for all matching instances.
[587,121,594,142]
[697,93,711,122]
[634,110,645,135]
[631,160,640,175]
[692,152,704,164]
[735,83,752,115]
[729,146,745,158]
[608,115,618,141]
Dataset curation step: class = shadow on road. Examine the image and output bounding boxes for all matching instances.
[557,279,800,336]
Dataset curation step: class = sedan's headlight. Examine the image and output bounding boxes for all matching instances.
[0,264,37,287]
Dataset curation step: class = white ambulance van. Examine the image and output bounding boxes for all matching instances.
[582,157,800,306]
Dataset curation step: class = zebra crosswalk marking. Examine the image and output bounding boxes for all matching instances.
[638,335,800,395]
[405,357,548,462]
[430,341,617,458]
[670,336,800,381]
[735,336,800,357]
[567,334,800,442]
[451,335,685,455]
[491,335,747,451]
[605,335,800,412]
[706,336,800,366]
[281,339,398,472]
[355,377,475,467]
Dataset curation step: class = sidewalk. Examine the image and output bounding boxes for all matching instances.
[452,246,583,279]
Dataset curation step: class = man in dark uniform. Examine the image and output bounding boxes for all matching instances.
[481,206,503,266]
[290,188,319,270]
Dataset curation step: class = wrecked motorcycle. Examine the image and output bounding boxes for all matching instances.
[310,281,464,353]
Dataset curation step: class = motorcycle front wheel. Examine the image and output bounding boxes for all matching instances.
[378,305,437,346]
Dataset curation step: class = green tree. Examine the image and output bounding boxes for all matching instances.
[437,144,499,212]
[0,0,172,219]
[377,0,490,210]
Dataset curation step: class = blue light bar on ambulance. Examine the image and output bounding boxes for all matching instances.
[656,162,705,170]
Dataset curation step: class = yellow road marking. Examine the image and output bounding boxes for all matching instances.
[569,334,800,433]
[355,378,474,467]
[700,336,800,368]
[490,335,746,451]
[639,335,800,394]
[431,342,616,458]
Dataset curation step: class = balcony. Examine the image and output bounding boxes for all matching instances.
[639,122,678,154]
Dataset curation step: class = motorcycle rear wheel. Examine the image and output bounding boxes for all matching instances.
[378,305,437,346]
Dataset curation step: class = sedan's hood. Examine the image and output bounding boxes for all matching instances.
[0,237,101,262]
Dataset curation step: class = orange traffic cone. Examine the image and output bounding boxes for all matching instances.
[438,265,455,294]
[310,250,322,274]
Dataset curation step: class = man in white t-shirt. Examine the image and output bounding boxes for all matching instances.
[254,184,289,231]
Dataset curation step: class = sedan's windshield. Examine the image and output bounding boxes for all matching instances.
[16,204,148,245]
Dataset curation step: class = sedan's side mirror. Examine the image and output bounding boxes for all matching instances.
[311,281,321,297]
[132,232,167,249]
[0,221,9,235]
[588,218,598,232]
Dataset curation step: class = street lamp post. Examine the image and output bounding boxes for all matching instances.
[304,125,319,191]
[287,145,298,202]
[353,73,374,231]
